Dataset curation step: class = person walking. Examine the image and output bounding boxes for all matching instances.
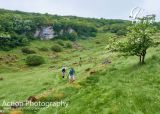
[61,66,66,78]
[69,68,75,83]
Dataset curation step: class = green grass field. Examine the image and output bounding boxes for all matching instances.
[1,33,160,114]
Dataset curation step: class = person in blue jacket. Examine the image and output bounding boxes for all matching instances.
[69,68,75,83]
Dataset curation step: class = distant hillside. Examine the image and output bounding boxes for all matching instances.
[0,9,130,50]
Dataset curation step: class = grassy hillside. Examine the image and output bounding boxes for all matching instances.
[0,33,109,113]
[0,9,130,51]
[1,9,160,114]
[37,35,160,114]
[0,32,160,114]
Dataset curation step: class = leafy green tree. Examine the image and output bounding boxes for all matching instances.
[0,32,12,51]
[117,16,156,64]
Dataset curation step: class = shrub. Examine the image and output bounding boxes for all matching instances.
[57,40,64,46]
[65,42,73,48]
[38,47,49,51]
[51,44,63,52]
[0,33,29,51]
[91,32,97,37]
[26,55,45,66]
[67,32,78,41]
[21,47,36,54]
[116,30,126,36]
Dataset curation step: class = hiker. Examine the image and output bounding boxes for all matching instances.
[62,66,66,78]
[79,57,82,66]
[69,68,75,83]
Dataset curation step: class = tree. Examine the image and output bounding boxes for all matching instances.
[117,16,156,64]
[0,32,29,51]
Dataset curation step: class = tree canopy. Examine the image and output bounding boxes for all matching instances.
[116,16,157,64]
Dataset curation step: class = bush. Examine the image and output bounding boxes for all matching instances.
[51,44,63,52]
[67,32,78,41]
[0,33,29,51]
[103,24,128,36]
[65,42,73,48]
[21,47,36,54]
[91,32,97,37]
[57,40,64,46]
[116,30,126,36]
[38,47,49,51]
[26,55,45,66]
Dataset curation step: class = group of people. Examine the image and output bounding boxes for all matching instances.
[61,66,75,83]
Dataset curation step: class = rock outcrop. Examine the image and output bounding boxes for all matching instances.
[34,26,75,40]
[34,26,56,40]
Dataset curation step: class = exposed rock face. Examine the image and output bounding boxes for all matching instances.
[34,26,55,40]
[68,28,75,33]
[59,28,75,35]
[34,26,75,40]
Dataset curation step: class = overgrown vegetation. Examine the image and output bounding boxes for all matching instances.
[0,9,132,51]
[51,44,63,52]
[53,21,96,40]
[65,42,73,48]
[57,40,65,46]
[0,32,29,51]
[38,47,49,52]
[26,55,45,66]
[21,47,36,54]
[103,23,129,36]
[1,31,160,114]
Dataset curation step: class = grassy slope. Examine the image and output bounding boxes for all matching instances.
[0,33,110,111]
[38,39,160,114]
[1,33,160,114]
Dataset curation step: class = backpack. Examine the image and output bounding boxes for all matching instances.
[69,69,74,75]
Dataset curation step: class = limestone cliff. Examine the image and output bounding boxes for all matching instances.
[34,26,75,40]
[34,26,56,40]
